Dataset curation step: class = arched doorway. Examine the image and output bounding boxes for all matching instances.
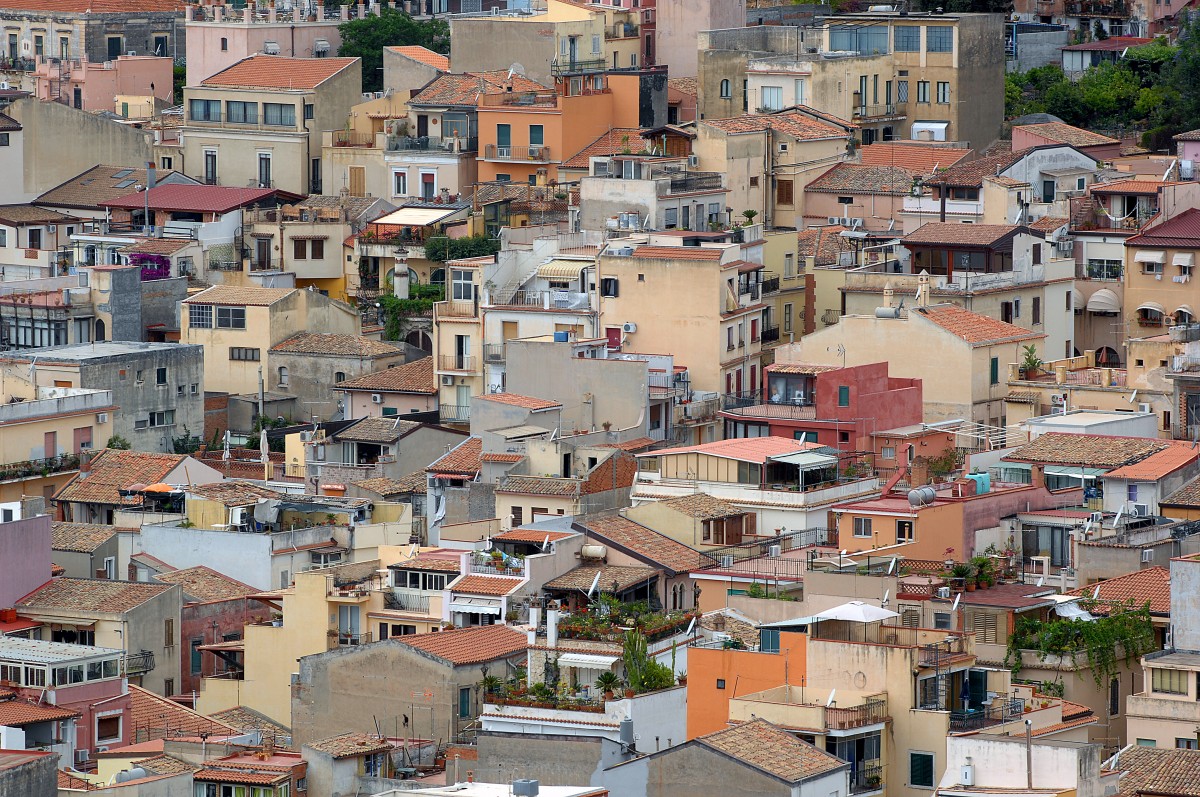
[94,319,106,342]
[406,330,432,352]
[1096,346,1121,367]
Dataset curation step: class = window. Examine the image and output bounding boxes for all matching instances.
[716,678,726,689]
[990,356,999,385]
[226,101,257,124]
[1137,739,1157,747]
[161,156,172,170]
[263,102,296,126]
[910,752,935,788]
[1153,668,1188,695]
[853,517,872,538]
[784,253,795,277]
[1110,677,1121,716]
[189,304,213,328]
[761,85,783,110]
[600,277,620,297]
[278,366,289,386]
[204,150,218,185]
[837,385,850,406]
[934,612,951,630]
[96,714,121,743]
[1032,296,1041,325]
[916,81,930,103]
[293,239,308,260]
[392,170,407,197]
[592,33,601,53]
[148,410,175,427]
[529,124,544,147]
[190,639,203,674]
[257,152,271,187]
[720,79,731,99]
[926,26,953,52]
[156,367,168,385]
[304,102,314,120]
[189,99,221,121]
[1142,259,1164,275]
[896,520,914,543]
[230,347,260,361]
[451,269,475,301]
[936,81,950,103]
[1178,738,1199,750]
[216,307,246,329]
[220,37,228,51]
[364,751,385,777]
[164,618,174,646]
[736,461,762,484]
[0,133,8,147]
[895,25,920,51]
[783,303,793,333]
[776,179,794,206]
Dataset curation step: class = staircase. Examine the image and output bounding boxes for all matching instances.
[1070,195,1098,229]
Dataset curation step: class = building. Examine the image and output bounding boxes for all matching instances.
[0,505,52,612]
[185,4,345,85]
[656,0,745,78]
[802,164,915,232]
[937,735,1114,797]
[180,285,360,398]
[182,55,362,194]
[267,334,406,423]
[30,55,173,115]
[306,417,468,490]
[301,732,402,797]
[0,204,80,277]
[0,0,185,66]
[0,749,56,796]
[1123,208,1200,335]
[578,154,730,233]
[50,522,122,580]
[193,748,307,797]
[335,356,438,421]
[1012,122,1122,160]
[0,342,205,453]
[54,449,222,525]
[382,44,449,97]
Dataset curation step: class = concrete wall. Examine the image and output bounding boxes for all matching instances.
[7,97,154,199]
[0,751,57,797]
[0,514,52,607]
[139,276,189,335]
[185,20,344,85]
[382,47,445,98]
[272,347,406,423]
[139,523,274,589]
[54,534,121,580]
[475,731,619,787]
[941,735,1102,797]
[1008,30,1071,72]
[656,0,747,78]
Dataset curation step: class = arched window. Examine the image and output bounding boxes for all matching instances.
[430,268,446,286]
[408,267,419,287]
[277,366,289,386]
[94,319,105,342]
[720,79,731,99]
[334,371,346,383]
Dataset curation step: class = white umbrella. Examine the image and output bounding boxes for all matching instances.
[259,428,269,464]
[222,430,231,462]
[813,600,899,623]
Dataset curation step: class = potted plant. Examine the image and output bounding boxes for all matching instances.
[1020,344,1043,379]
[595,671,620,700]
[480,674,502,697]
[950,562,974,592]
[676,671,688,686]
[623,682,636,699]
[270,612,283,627]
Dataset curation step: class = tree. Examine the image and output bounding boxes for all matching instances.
[337,8,449,93]
[105,435,131,450]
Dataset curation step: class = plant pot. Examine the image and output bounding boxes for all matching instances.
[677,676,688,686]
[965,582,976,592]
[603,690,614,700]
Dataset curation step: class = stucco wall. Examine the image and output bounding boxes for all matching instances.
[0,514,52,607]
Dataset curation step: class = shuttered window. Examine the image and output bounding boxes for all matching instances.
[967,610,998,644]
[776,179,794,206]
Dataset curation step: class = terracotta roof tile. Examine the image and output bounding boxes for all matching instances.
[928,150,1023,188]
[208,706,290,736]
[562,127,650,169]
[482,452,525,463]
[1066,566,1170,615]
[596,437,656,452]
[0,0,181,11]
[903,222,1037,248]
[496,475,579,496]
[477,393,562,411]
[186,480,283,507]
[1163,477,1200,508]
[1175,129,1200,142]
[668,76,698,96]
[1061,36,1151,51]
[183,285,294,306]
[450,574,524,596]
[336,416,422,444]
[1091,178,1180,195]
[128,685,239,741]
[394,554,461,573]
[36,165,185,210]
[200,55,358,90]
[117,238,193,256]
[336,357,436,394]
[1030,714,1099,736]
[55,448,187,506]
[0,112,20,133]
[703,108,854,140]
[545,564,659,592]
[395,624,528,665]
[103,185,276,214]
[154,566,259,603]
[58,770,94,790]
[767,363,840,375]
[427,437,482,476]
[1029,216,1069,232]
[914,304,1044,346]
[807,164,915,195]
[1005,432,1167,469]
[578,515,710,574]
[18,578,175,613]
[306,732,394,759]
[134,754,197,776]
[387,45,450,71]
[353,472,427,496]
[51,522,117,553]
[270,333,400,358]
[697,719,848,783]
[796,225,854,267]
[410,71,548,106]
[1110,745,1200,797]
[0,698,79,725]
[1105,440,1197,479]
[493,528,578,543]
[629,245,725,261]
[1016,121,1119,148]
[0,205,77,226]
[859,142,971,174]
[194,768,289,785]
[657,492,743,520]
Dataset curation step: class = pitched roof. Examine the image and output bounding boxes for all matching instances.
[914,304,1044,346]
[117,237,194,256]
[1066,567,1170,615]
[657,492,743,520]
[387,45,450,71]
[0,112,20,133]
[134,754,198,776]
[1091,177,1179,195]
[185,480,283,507]
[103,184,276,214]
[1016,121,1119,148]
[306,731,393,759]
[859,142,971,174]
[1175,129,1200,142]
[629,245,725,261]
[476,392,561,411]
[1061,35,1152,51]
[493,528,578,543]
[51,522,116,553]
[337,416,422,444]
[1127,207,1200,248]
[1005,433,1167,469]
[183,285,294,306]
[154,566,259,603]
[55,448,186,506]
[395,624,528,665]
[394,553,462,573]
[36,165,185,210]
[353,472,427,496]
[18,577,175,613]
[410,70,548,106]
[1105,440,1197,479]
[270,333,399,357]
[200,55,358,90]
[562,127,650,169]
[697,719,848,783]
[450,574,525,596]
[806,164,915,195]
[903,222,1036,248]
[127,684,238,741]
[58,770,93,790]
[335,356,436,394]
[0,0,181,11]
[927,150,1022,188]
[208,706,291,736]
[427,437,482,477]
[578,515,710,574]
[0,697,79,726]
[1110,745,1200,797]
[0,205,77,226]
[703,108,854,140]
[668,76,699,96]
[1163,477,1200,508]
[796,224,854,266]
[1029,215,1069,233]
[496,475,579,496]
[545,564,660,593]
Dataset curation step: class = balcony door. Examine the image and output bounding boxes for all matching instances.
[455,334,470,370]
[496,124,511,158]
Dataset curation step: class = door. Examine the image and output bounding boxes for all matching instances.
[203,150,217,185]
[27,229,41,250]
[310,158,322,194]
[107,36,122,60]
[455,334,470,370]
[455,384,470,415]
[257,153,271,188]
[735,369,743,395]
[44,431,57,460]
[568,36,578,67]
[348,166,365,197]
[73,87,82,109]
[496,123,511,157]
[338,605,361,643]
[72,426,91,454]
[417,114,429,137]
[502,321,519,341]
[255,238,271,270]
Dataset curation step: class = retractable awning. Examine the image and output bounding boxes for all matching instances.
[536,259,591,279]
[558,653,619,669]
[768,451,838,469]
[1175,253,1195,267]
[1137,301,1166,315]
[449,598,502,615]
[1086,289,1119,313]
[1134,250,1165,263]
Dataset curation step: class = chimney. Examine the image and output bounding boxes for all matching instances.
[1031,463,1045,489]
[882,281,893,309]
[530,604,541,630]
[546,600,560,648]
[916,272,930,308]
[1054,365,1067,385]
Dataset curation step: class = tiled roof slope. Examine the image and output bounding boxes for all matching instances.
[1017,121,1119,148]
[0,0,181,11]
[859,142,970,173]
[1066,567,1170,615]
[337,416,422,443]
[410,71,547,106]
[704,108,854,140]
[270,333,400,357]
[18,578,175,613]
[698,719,848,783]
[578,515,711,574]
[36,165,185,210]
[183,285,293,306]
[353,472,427,495]
[154,566,259,603]
[395,624,527,665]
[903,222,1035,247]
[208,706,291,736]
[1110,745,1200,797]
[335,356,436,394]
[54,449,185,506]
[562,128,649,169]
[387,45,450,71]
[1005,432,1167,468]
[545,564,660,592]
[200,55,358,89]
[657,493,743,520]
[796,225,853,266]
[807,164,915,195]
[128,685,239,740]
[51,522,117,553]
[427,437,482,476]
[914,305,1044,346]
[476,393,561,411]
[306,731,393,759]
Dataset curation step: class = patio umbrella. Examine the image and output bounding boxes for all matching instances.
[813,601,899,623]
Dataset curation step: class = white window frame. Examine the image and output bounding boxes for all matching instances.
[853,517,872,538]
[392,169,407,197]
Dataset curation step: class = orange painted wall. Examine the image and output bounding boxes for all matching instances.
[605,72,646,129]
[685,631,806,739]
[836,501,961,560]
[476,91,616,183]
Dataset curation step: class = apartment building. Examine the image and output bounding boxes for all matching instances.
[579,154,729,233]
[0,389,114,505]
[1124,208,1200,334]
[0,0,185,65]
[182,55,361,195]
[185,3,345,84]
[30,54,173,114]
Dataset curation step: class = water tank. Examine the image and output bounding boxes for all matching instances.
[908,486,937,507]
[553,331,569,342]
[114,768,148,784]
[875,307,900,318]
[513,779,541,796]
[580,544,607,560]
[619,717,635,746]
[963,471,990,495]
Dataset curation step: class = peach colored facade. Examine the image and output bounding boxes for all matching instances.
[184,16,345,84]
[342,388,437,420]
[686,630,806,739]
[803,189,906,232]
[33,56,174,114]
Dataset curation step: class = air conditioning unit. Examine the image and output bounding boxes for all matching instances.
[96,412,108,423]
[768,544,782,557]
[441,375,455,386]
[300,431,313,442]
[48,225,56,233]
[936,586,951,599]
[687,154,699,167]
[1138,402,1152,414]
[1090,511,1103,523]
[75,749,90,764]
[1050,392,1067,407]
[622,322,637,333]
[1141,548,1154,563]
[1132,503,1150,517]
[125,50,136,56]
[827,216,841,225]
[94,746,109,754]
[371,393,384,404]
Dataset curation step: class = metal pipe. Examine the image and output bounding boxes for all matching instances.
[1025,719,1033,790]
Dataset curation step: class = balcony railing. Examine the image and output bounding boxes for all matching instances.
[948,698,1025,731]
[440,404,471,424]
[853,103,905,119]
[850,762,884,795]
[388,135,477,153]
[605,22,639,38]
[122,650,155,677]
[386,590,432,613]
[438,354,477,372]
[484,343,506,363]
[663,173,724,195]
[761,276,780,295]
[435,299,479,319]
[761,325,780,345]
[0,453,81,483]
[827,696,889,730]
[1065,0,1125,14]
[551,57,607,76]
[336,631,374,646]
[483,144,553,162]
[723,391,813,411]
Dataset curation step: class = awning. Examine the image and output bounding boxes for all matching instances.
[1175,252,1195,267]
[1087,288,1120,313]
[1054,601,1096,621]
[536,259,591,280]
[494,425,552,440]
[910,121,948,141]
[1072,287,1083,311]
[1134,250,1165,264]
[1178,305,1195,319]
[449,598,502,615]
[768,451,839,469]
[372,206,464,227]
[1137,301,1166,316]
[557,653,620,669]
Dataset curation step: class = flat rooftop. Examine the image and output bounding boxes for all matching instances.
[0,636,122,664]
[1026,410,1151,427]
[1,341,200,362]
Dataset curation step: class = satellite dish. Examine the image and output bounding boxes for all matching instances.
[887,557,897,574]
[826,689,837,707]
[951,593,960,611]
[509,62,525,75]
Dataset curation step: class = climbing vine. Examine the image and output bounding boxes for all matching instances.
[1004,600,1156,688]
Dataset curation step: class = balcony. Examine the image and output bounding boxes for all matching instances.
[761,325,781,345]
[434,298,479,320]
[335,631,374,646]
[489,290,591,311]
[0,453,82,484]
[483,144,553,162]
[853,102,906,120]
[949,698,1025,732]
[387,135,477,153]
[122,650,155,677]
[761,276,780,295]
[605,22,639,38]
[438,354,478,372]
[661,172,724,195]
[1065,0,1125,14]
[729,685,889,734]
[386,590,432,613]
[440,404,471,424]
[551,57,608,76]
[484,343,506,363]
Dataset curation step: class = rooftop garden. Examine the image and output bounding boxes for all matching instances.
[557,597,698,644]
[1004,600,1155,687]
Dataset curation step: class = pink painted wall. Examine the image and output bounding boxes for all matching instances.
[803,190,905,232]
[0,514,51,608]
[1012,127,1121,161]
[1179,141,1200,163]
[346,390,437,421]
[185,22,344,85]
[35,57,174,113]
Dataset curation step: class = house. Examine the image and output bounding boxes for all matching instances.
[0,342,206,453]
[180,284,360,398]
[309,417,468,490]
[301,732,398,796]
[0,0,185,66]
[194,748,306,796]
[802,164,915,232]
[578,155,729,233]
[267,334,406,423]
[1060,38,1153,76]
[50,522,122,580]
[0,204,80,277]
[336,355,438,421]
[0,112,27,204]
[1104,746,1200,797]
[352,200,472,301]
[16,577,182,698]
[491,450,638,526]
[1065,566,1170,643]
[182,55,362,194]
[382,44,449,97]
[31,54,174,115]
[1012,122,1121,160]
[54,449,222,525]
[1123,208,1200,334]
[33,165,196,223]
[937,735,1116,797]
[290,624,529,746]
